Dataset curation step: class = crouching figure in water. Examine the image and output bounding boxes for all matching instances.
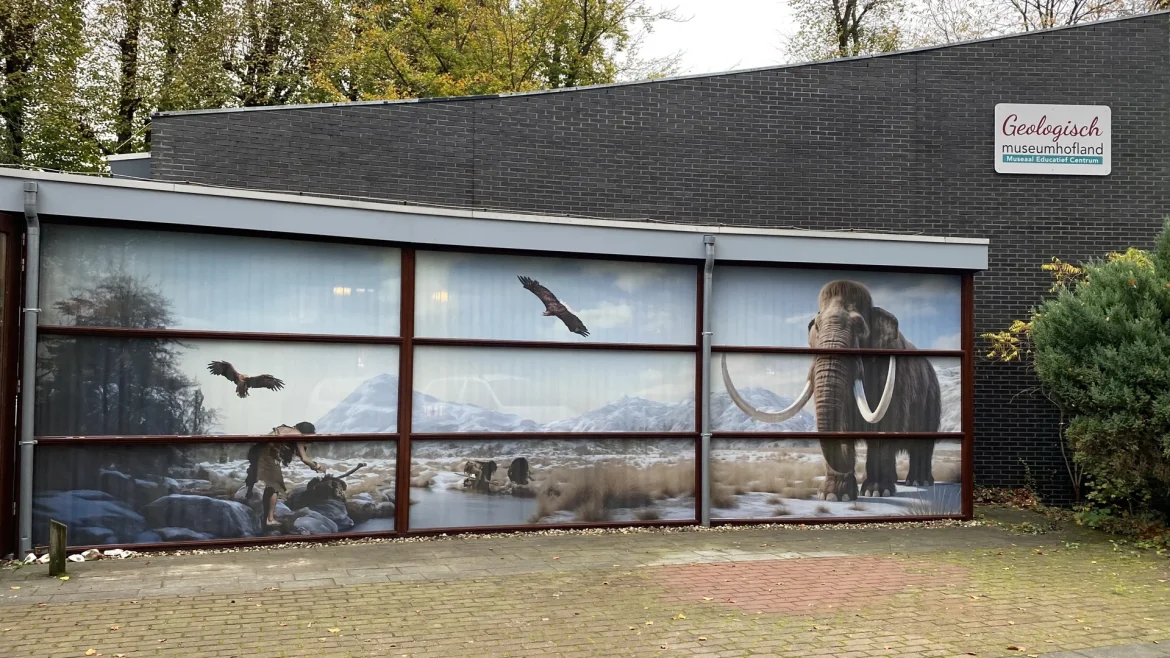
[245,421,326,529]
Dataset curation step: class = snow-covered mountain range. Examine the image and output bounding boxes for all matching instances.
[314,366,960,434]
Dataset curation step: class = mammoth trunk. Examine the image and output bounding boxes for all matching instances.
[813,355,851,432]
[813,354,897,430]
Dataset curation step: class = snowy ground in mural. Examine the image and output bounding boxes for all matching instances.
[709,440,963,519]
[32,443,397,546]
[314,366,960,434]
[409,440,696,528]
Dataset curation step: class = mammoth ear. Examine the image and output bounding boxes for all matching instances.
[868,307,901,348]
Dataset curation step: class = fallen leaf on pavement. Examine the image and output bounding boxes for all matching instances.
[628,626,635,630]
[675,613,686,620]
[328,628,340,634]
[110,625,119,631]
[1007,646,1025,652]
[59,576,69,581]
[645,621,653,625]
[702,597,712,601]
[85,650,96,656]
[699,637,707,641]
[279,623,287,627]
[541,618,549,622]
[9,586,18,590]
[660,644,667,649]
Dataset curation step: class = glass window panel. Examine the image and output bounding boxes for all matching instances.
[714,354,961,432]
[710,438,962,519]
[712,267,961,349]
[35,337,399,436]
[410,438,695,529]
[413,346,695,432]
[33,441,397,546]
[415,251,697,344]
[41,224,401,335]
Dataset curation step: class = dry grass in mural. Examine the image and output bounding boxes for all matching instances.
[771,503,792,516]
[710,484,738,509]
[814,504,831,514]
[530,460,694,523]
[712,458,822,502]
[904,485,962,516]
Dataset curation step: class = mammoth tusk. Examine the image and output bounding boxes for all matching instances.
[721,354,813,424]
[855,355,896,424]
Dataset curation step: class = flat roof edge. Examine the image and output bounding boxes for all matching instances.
[0,168,988,248]
[0,169,989,271]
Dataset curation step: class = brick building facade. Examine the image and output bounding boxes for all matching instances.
[150,13,1170,504]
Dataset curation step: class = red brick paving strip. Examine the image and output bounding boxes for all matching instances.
[653,556,969,613]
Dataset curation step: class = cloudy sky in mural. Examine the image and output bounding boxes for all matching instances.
[713,268,962,349]
[40,225,401,336]
[415,251,697,344]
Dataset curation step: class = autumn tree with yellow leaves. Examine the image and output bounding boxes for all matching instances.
[984,222,1170,535]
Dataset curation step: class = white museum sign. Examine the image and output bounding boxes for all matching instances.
[995,104,1111,175]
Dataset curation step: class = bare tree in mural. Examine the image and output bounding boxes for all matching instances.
[36,274,220,443]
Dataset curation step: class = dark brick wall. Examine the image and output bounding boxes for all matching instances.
[152,15,1170,504]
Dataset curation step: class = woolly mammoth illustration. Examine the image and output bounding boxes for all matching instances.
[722,280,941,502]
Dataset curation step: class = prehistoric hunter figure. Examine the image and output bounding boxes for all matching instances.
[244,422,326,529]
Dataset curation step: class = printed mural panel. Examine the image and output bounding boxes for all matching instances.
[41,224,401,335]
[409,438,696,529]
[713,354,961,433]
[35,336,399,436]
[415,251,697,344]
[712,267,961,349]
[33,441,397,547]
[412,346,696,432]
[710,438,962,519]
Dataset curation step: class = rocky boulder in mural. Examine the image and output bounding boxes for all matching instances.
[32,490,146,546]
[141,494,259,538]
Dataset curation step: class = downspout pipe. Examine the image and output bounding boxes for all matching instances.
[700,235,714,527]
[18,182,40,556]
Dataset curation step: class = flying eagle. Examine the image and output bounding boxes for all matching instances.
[518,275,589,337]
[207,360,285,398]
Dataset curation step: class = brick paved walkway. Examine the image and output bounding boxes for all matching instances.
[1,507,1168,657]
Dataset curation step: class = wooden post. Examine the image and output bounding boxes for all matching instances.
[48,520,66,577]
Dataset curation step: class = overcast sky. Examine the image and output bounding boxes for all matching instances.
[639,0,797,75]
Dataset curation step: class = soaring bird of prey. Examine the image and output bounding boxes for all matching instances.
[207,361,285,398]
[517,275,589,337]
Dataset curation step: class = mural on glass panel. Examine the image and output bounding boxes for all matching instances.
[40,224,401,335]
[715,354,960,503]
[415,251,696,344]
[710,439,962,519]
[35,337,399,436]
[713,268,961,349]
[33,441,397,547]
[412,347,695,432]
[409,438,695,529]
